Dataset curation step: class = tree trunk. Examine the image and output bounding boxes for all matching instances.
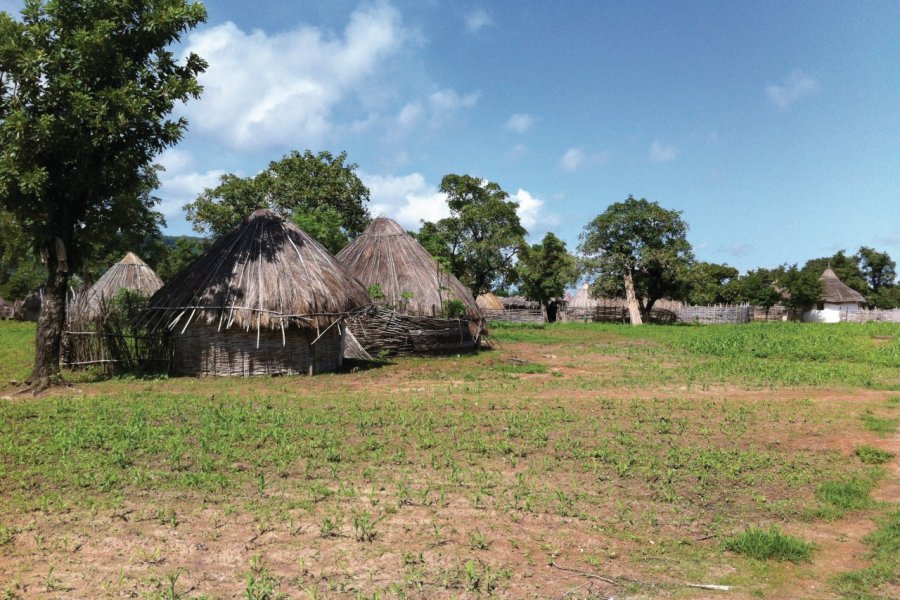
[28,240,69,390]
[623,268,642,325]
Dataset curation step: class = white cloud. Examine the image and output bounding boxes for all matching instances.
[465,8,492,33]
[364,172,450,229]
[505,113,534,134]
[156,149,227,229]
[507,144,529,160]
[510,189,559,235]
[181,3,407,149]
[559,147,609,172]
[649,140,677,162]
[765,71,819,110]
[560,148,586,172]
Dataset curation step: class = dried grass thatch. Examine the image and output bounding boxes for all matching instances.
[143,208,372,334]
[820,268,866,304]
[336,217,481,320]
[501,295,540,310]
[72,252,163,322]
[476,292,504,311]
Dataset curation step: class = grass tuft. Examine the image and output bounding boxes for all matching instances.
[854,446,894,465]
[724,526,813,562]
[860,412,898,436]
[817,478,875,512]
[832,510,900,598]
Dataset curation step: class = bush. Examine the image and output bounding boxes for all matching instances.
[724,526,813,562]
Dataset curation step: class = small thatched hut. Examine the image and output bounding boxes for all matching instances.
[476,292,545,323]
[803,268,866,323]
[0,297,13,320]
[336,217,484,355]
[71,252,163,322]
[141,209,372,376]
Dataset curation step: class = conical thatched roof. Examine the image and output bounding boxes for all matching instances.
[476,292,505,311]
[143,209,372,332]
[501,295,540,309]
[568,283,600,308]
[820,268,865,304]
[75,252,163,321]
[336,217,481,320]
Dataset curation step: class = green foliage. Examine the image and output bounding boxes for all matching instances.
[832,510,900,599]
[730,268,784,311]
[723,526,813,562]
[857,247,896,293]
[184,149,370,254]
[442,299,467,319]
[516,232,579,311]
[803,250,868,296]
[860,412,897,436]
[244,555,286,600]
[777,263,823,311]
[0,0,207,379]
[367,284,385,301]
[854,446,893,465]
[684,261,739,305]
[579,196,694,318]
[157,236,207,282]
[817,477,874,512]
[419,174,526,296]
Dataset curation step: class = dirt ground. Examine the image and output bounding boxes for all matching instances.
[1,337,898,599]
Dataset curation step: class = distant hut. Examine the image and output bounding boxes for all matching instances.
[71,252,163,322]
[336,217,484,355]
[803,268,866,323]
[476,292,545,323]
[14,289,43,321]
[141,209,372,376]
[0,297,13,320]
[64,253,165,370]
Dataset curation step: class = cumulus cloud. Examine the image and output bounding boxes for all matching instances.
[559,147,608,172]
[156,149,228,230]
[364,172,450,230]
[765,71,819,110]
[465,8,492,33]
[390,89,479,135]
[181,3,407,149]
[649,140,677,162]
[510,189,559,235]
[505,113,534,134]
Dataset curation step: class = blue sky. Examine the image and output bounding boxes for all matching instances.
[4,1,899,273]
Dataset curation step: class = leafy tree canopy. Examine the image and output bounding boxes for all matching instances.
[579,196,694,319]
[684,261,739,305]
[419,174,526,297]
[857,246,896,293]
[801,250,868,296]
[0,0,207,387]
[184,149,371,253]
[516,232,579,309]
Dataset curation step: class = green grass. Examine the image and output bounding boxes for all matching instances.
[854,446,894,465]
[861,412,898,436]
[832,510,900,599]
[723,526,813,562]
[817,477,876,513]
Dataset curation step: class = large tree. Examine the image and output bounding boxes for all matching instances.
[184,149,370,253]
[684,261,739,305]
[801,250,868,296]
[0,0,207,388]
[579,196,693,324]
[516,232,579,322]
[418,174,526,297]
[857,246,896,294]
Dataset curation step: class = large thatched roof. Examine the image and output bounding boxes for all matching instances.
[336,217,481,320]
[143,209,372,332]
[74,252,163,321]
[820,268,866,304]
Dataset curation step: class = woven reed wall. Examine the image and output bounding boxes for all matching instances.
[173,324,343,376]
[564,302,750,324]
[840,308,900,323]
[482,308,545,323]
[674,305,753,324]
[346,310,477,356]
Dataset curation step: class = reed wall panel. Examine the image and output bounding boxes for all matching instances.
[173,324,343,376]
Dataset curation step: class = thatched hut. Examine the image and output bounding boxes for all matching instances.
[476,292,545,323]
[141,209,372,376]
[14,289,42,321]
[336,217,484,355]
[71,252,163,322]
[0,297,13,320]
[803,268,866,323]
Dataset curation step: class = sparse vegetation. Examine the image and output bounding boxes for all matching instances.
[724,526,814,562]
